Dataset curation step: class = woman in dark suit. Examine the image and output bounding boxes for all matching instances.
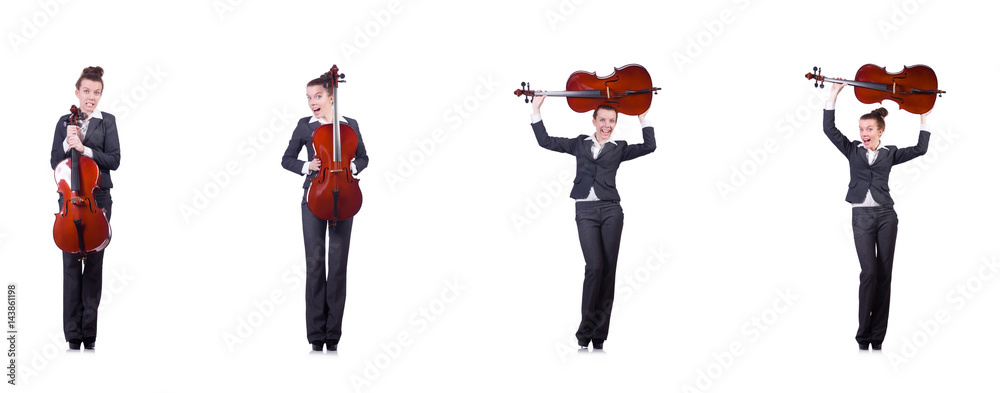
[281,73,368,352]
[49,66,121,350]
[529,95,655,349]
[824,82,930,351]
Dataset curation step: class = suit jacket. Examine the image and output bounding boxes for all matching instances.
[532,120,655,201]
[49,112,121,189]
[282,116,369,189]
[823,109,929,205]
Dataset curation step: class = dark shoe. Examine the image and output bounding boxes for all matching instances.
[871,342,882,351]
[83,337,95,350]
[68,340,81,350]
[592,339,604,350]
[578,339,590,349]
[859,342,869,350]
[311,341,324,351]
[326,341,338,352]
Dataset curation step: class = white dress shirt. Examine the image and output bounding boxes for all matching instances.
[301,116,359,178]
[63,109,102,158]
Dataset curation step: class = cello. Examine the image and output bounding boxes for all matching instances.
[53,105,111,256]
[515,64,661,115]
[805,64,945,114]
[306,65,362,225]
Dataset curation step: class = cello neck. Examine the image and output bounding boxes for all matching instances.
[332,81,342,164]
[68,106,82,193]
[531,90,606,98]
[822,77,892,92]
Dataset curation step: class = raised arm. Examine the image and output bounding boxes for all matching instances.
[823,82,853,157]
[622,109,656,161]
[530,94,576,154]
[893,109,931,165]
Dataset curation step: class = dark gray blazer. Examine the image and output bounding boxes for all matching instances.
[532,120,655,201]
[823,109,929,205]
[49,112,121,189]
[282,116,369,189]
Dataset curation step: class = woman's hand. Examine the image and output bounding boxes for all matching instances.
[829,82,846,103]
[308,157,322,172]
[920,108,932,124]
[66,125,84,153]
[531,93,546,115]
[638,109,648,124]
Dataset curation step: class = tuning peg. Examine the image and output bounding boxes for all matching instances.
[813,66,817,72]
[820,81,824,89]
[521,82,526,88]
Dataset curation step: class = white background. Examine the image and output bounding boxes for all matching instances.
[1,0,998,391]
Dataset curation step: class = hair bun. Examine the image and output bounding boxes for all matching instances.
[870,107,888,118]
[82,66,104,77]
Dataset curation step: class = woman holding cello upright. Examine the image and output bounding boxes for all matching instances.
[50,66,121,350]
[529,93,655,350]
[281,70,368,352]
[824,82,930,351]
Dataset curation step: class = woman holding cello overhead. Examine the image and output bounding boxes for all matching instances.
[281,70,368,352]
[824,82,930,351]
[529,93,656,350]
[50,66,121,350]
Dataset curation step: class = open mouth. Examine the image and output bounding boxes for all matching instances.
[311,107,320,115]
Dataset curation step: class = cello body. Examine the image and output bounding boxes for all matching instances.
[565,64,656,116]
[853,64,939,115]
[306,121,362,221]
[53,107,111,254]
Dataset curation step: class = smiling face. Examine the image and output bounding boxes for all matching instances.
[592,107,618,144]
[859,118,883,150]
[306,85,334,121]
[74,79,103,115]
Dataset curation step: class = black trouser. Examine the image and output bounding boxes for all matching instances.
[61,190,111,343]
[851,206,898,346]
[301,190,353,344]
[574,200,624,345]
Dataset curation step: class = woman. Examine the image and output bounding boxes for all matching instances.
[49,66,121,350]
[824,82,930,350]
[281,73,368,352]
[530,95,655,349]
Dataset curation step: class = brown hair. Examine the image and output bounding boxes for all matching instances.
[76,66,104,90]
[306,76,333,95]
[860,107,888,130]
[592,104,618,120]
